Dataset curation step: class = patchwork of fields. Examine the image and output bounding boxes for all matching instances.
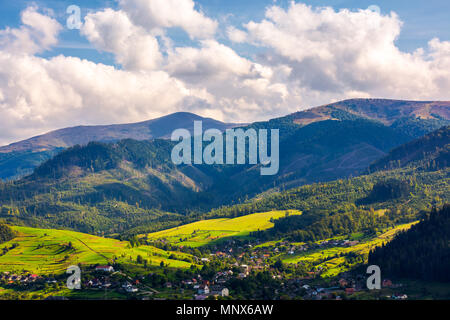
[0,226,194,275]
[144,210,302,247]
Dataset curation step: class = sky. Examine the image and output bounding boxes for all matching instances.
[0,0,449,145]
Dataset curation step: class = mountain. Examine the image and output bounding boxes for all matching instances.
[195,133,450,246]
[290,98,449,129]
[0,112,240,153]
[0,112,241,180]
[0,98,449,234]
[2,98,449,181]
[368,126,450,172]
[0,120,446,235]
[208,119,414,203]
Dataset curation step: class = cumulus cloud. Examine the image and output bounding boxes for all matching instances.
[82,8,162,71]
[0,6,61,55]
[119,0,218,39]
[227,26,247,43]
[165,40,297,121]
[243,3,450,100]
[0,52,210,145]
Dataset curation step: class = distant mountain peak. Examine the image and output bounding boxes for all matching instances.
[0,112,242,154]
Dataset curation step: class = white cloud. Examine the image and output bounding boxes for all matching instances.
[243,3,450,100]
[165,40,297,122]
[82,8,162,71]
[227,26,247,43]
[0,52,209,145]
[0,6,61,55]
[1,2,450,146]
[119,0,218,39]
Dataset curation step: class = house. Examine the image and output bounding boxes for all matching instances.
[211,286,229,297]
[198,285,209,295]
[240,265,249,274]
[95,265,114,273]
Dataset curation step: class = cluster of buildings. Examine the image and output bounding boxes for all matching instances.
[194,285,230,300]
[0,272,41,284]
[181,274,230,300]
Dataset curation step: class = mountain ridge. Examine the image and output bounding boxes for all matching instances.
[0,98,449,181]
[293,98,450,126]
[0,112,243,153]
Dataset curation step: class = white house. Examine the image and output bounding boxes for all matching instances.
[95,265,114,272]
[212,287,229,297]
[198,285,209,295]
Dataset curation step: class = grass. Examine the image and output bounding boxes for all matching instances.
[281,222,417,278]
[144,210,302,247]
[0,226,195,275]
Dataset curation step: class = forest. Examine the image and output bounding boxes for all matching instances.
[369,205,450,282]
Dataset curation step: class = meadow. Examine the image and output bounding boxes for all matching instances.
[0,226,194,275]
[144,210,302,247]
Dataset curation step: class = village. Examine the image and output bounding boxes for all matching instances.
[0,235,409,300]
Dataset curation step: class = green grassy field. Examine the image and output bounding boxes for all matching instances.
[0,226,194,275]
[144,210,302,247]
[281,222,417,278]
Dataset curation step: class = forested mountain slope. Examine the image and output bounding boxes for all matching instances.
[369,126,449,172]
[0,112,241,180]
[369,205,450,282]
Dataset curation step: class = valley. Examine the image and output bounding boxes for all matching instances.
[0,99,449,300]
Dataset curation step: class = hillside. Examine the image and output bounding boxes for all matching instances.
[292,99,449,129]
[1,99,448,181]
[369,205,450,282]
[0,112,241,180]
[369,126,450,172]
[0,226,195,275]
[0,100,448,235]
[0,112,240,153]
[144,210,302,247]
[281,222,416,278]
[201,168,448,241]
[0,119,420,234]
